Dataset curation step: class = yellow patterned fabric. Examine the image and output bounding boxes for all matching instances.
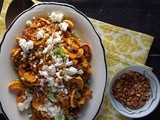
[0,0,154,120]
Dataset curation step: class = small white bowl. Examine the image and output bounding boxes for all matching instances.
[108,66,160,118]
[0,2,107,120]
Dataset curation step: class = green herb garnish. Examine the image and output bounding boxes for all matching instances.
[54,47,65,58]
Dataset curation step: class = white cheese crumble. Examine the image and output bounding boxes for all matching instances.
[18,39,34,52]
[65,66,78,76]
[39,79,44,86]
[38,101,64,119]
[64,75,72,81]
[43,36,62,54]
[17,95,33,111]
[49,12,64,22]
[59,22,68,31]
[64,88,68,94]
[36,30,45,40]
[77,69,84,75]
[41,65,56,76]
[65,61,73,67]
[46,37,54,46]
[39,70,49,78]
[48,65,56,75]
[53,37,62,44]
[56,70,63,79]
[54,31,62,38]
[53,56,63,67]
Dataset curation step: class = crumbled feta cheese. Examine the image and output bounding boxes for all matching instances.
[46,37,62,46]
[54,31,62,38]
[47,78,55,87]
[26,20,32,27]
[39,71,48,78]
[38,105,47,112]
[56,70,63,79]
[42,47,48,54]
[51,86,57,93]
[42,44,53,54]
[46,37,54,46]
[17,103,25,111]
[19,39,34,52]
[38,101,63,118]
[42,65,48,71]
[55,62,63,67]
[64,88,68,94]
[59,22,68,31]
[64,75,72,81]
[49,12,64,22]
[36,30,45,40]
[39,79,44,86]
[48,65,56,75]
[77,69,84,75]
[53,37,62,44]
[55,57,63,63]
[48,106,62,117]
[65,61,73,67]
[54,57,63,67]
[43,36,62,55]
[65,66,78,76]
[17,95,33,111]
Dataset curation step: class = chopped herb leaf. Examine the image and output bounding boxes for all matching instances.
[54,47,65,58]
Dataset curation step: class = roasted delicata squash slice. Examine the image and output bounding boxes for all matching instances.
[76,48,84,58]
[61,46,84,59]
[32,99,43,109]
[9,81,25,91]
[67,38,80,51]
[34,38,45,46]
[85,67,92,74]
[19,66,36,83]
[11,48,21,57]
[61,46,77,59]
[72,59,78,65]
[81,59,89,68]
[70,90,76,108]
[16,93,25,103]
[39,17,51,24]
[23,72,36,83]
[22,80,37,87]
[18,64,26,77]
[67,77,84,90]
[74,77,84,89]
[77,97,86,107]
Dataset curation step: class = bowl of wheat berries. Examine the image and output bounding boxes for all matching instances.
[108,65,160,118]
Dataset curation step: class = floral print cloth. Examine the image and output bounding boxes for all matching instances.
[0,0,154,120]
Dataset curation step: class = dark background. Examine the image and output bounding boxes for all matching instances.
[0,0,159,120]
